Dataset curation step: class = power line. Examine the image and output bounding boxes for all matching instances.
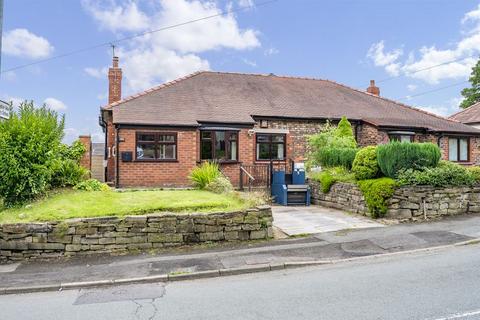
[396,80,469,101]
[376,55,477,85]
[1,0,278,74]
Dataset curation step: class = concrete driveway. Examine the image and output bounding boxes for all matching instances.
[272,205,384,236]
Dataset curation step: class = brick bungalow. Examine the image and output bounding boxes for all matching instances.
[98,57,480,188]
[450,102,480,130]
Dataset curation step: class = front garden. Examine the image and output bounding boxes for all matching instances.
[0,102,265,225]
[307,117,480,218]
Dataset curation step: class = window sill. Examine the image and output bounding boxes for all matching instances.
[198,160,240,165]
[255,160,286,163]
[133,159,179,163]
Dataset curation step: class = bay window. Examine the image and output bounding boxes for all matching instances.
[256,133,286,161]
[136,132,177,161]
[448,137,469,162]
[201,130,238,161]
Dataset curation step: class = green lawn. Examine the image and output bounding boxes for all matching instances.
[0,189,259,224]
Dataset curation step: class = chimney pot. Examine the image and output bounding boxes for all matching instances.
[367,79,380,96]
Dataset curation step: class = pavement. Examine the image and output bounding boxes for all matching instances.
[2,244,480,319]
[2,213,480,294]
[272,205,383,235]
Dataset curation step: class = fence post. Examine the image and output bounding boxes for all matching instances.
[239,166,244,191]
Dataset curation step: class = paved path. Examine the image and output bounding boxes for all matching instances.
[2,244,480,319]
[272,205,384,235]
[2,215,480,292]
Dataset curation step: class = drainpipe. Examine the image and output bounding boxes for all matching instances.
[115,125,120,189]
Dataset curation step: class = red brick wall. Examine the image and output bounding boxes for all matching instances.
[117,128,197,187]
[78,135,92,177]
[105,114,116,183]
[105,119,480,188]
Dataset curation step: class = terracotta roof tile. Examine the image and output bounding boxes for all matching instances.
[107,71,480,134]
[449,102,480,124]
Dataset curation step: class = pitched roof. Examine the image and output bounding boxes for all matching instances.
[449,102,480,124]
[106,71,480,134]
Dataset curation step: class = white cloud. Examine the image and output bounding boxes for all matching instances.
[43,98,68,111]
[419,97,463,116]
[238,0,254,9]
[242,58,257,67]
[84,67,108,79]
[264,47,279,56]
[407,84,417,92]
[3,28,54,59]
[83,0,260,91]
[367,41,403,76]
[81,0,150,32]
[368,4,480,84]
[2,96,24,109]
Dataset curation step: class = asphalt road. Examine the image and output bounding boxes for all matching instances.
[2,245,480,320]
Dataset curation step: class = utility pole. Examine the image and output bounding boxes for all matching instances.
[0,0,4,73]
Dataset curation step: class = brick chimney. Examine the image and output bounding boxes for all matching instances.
[366,80,380,96]
[108,56,122,104]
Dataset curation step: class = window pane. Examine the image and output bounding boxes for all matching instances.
[201,131,212,140]
[138,134,155,141]
[201,140,212,159]
[257,135,269,143]
[400,135,412,143]
[159,144,175,159]
[449,138,458,161]
[137,144,156,159]
[272,135,285,143]
[159,135,175,142]
[215,131,226,159]
[257,143,270,160]
[272,143,285,160]
[229,141,237,161]
[460,138,468,161]
[229,132,237,141]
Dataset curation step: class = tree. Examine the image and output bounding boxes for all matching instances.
[0,101,65,206]
[460,59,480,109]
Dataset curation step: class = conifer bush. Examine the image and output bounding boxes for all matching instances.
[376,142,441,178]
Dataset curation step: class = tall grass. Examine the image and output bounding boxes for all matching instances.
[189,162,220,189]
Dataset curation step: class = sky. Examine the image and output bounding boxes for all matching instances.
[2,0,480,143]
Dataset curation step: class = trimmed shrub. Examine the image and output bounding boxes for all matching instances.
[189,162,221,189]
[397,161,475,187]
[74,179,110,192]
[467,166,480,183]
[317,147,358,169]
[352,146,379,180]
[0,102,65,206]
[357,178,396,218]
[308,117,357,169]
[310,167,355,193]
[205,176,234,194]
[377,142,441,178]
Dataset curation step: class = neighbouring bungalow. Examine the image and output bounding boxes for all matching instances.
[450,101,480,129]
[97,57,480,188]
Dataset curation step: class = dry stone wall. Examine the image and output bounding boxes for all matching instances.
[0,206,272,263]
[310,180,480,220]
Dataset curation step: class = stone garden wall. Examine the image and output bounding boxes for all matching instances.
[0,206,272,263]
[310,180,480,220]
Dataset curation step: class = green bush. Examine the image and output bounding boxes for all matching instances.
[310,167,355,193]
[377,142,441,178]
[51,159,89,187]
[352,146,379,180]
[357,178,396,218]
[205,176,234,194]
[74,179,110,192]
[308,117,357,169]
[467,166,480,183]
[58,140,86,162]
[317,147,358,169]
[0,102,65,206]
[397,161,475,187]
[189,162,221,189]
